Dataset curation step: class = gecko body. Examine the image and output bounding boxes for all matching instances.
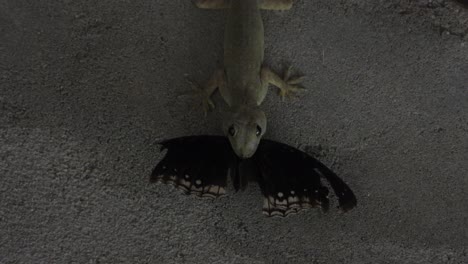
[194,0,302,158]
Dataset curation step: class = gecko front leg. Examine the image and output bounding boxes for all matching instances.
[187,69,225,116]
[261,66,305,101]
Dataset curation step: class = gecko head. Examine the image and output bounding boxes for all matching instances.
[223,105,267,159]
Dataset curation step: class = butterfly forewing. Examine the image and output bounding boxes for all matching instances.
[253,140,356,216]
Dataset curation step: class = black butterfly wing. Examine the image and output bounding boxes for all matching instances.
[253,140,357,217]
[151,136,357,216]
[151,136,236,198]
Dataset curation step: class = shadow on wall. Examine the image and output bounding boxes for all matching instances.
[455,0,468,7]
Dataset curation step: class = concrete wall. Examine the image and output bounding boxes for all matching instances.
[1,0,467,263]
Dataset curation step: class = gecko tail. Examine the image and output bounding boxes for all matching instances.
[194,0,229,9]
[259,0,293,10]
[194,0,294,10]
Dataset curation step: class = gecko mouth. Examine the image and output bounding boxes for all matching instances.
[235,148,257,159]
[237,142,258,158]
[238,153,254,159]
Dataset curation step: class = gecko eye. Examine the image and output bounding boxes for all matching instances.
[256,125,262,136]
[228,126,236,137]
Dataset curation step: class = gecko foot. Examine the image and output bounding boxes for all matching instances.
[186,79,215,117]
[278,66,306,101]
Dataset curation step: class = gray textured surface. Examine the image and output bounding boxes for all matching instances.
[1,0,468,263]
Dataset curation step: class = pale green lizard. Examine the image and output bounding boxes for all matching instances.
[191,0,304,159]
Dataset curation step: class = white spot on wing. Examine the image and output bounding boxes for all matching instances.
[275,199,287,209]
[195,179,202,185]
[218,187,226,195]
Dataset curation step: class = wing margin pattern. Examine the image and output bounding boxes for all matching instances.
[151,136,234,198]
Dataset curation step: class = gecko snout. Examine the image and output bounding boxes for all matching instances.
[235,141,259,159]
[238,150,254,159]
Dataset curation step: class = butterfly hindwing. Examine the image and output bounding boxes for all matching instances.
[253,140,357,217]
[309,157,357,212]
[151,136,234,198]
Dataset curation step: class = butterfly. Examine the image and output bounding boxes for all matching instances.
[151,136,357,217]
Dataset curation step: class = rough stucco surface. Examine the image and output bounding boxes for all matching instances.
[1,0,467,263]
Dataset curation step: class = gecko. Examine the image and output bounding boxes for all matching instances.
[151,0,357,217]
[190,0,304,159]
